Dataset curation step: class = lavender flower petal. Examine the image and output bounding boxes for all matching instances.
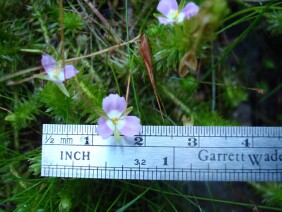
[41,54,57,71]
[182,2,199,19]
[102,94,127,115]
[96,117,114,139]
[157,0,178,16]
[62,65,78,80]
[158,16,175,25]
[119,116,142,137]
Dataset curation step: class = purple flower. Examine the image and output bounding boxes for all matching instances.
[157,0,199,25]
[96,94,142,140]
[41,54,78,82]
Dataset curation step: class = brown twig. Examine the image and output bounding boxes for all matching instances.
[0,67,40,83]
[66,35,139,63]
[83,0,120,43]
[7,76,35,86]
[125,72,131,102]
[1,36,140,83]
[0,106,12,113]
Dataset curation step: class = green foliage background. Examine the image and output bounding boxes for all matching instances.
[0,0,281,211]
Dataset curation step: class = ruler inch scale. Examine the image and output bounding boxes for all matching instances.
[41,124,282,181]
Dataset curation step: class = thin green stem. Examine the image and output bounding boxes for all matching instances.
[211,43,216,113]
[162,85,191,115]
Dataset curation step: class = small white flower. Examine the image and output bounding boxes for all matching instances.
[96,94,142,140]
[41,54,78,82]
[157,0,199,25]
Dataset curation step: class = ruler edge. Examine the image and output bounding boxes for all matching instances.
[42,124,282,137]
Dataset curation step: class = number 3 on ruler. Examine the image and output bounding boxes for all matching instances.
[187,137,198,147]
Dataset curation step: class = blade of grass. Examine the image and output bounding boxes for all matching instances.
[116,187,150,212]
[161,85,191,115]
[107,190,124,211]
[124,0,141,117]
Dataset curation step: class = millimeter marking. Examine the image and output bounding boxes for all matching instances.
[41,124,282,181]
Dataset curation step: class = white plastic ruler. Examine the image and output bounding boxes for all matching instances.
[41,124,282,181]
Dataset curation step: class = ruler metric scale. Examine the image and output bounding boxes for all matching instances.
[41,124,282,181]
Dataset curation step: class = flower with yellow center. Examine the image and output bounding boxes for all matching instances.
[157,0,199,25]
[96,94,142,141]
[41,54,78,83]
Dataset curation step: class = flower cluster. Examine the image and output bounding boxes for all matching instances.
[39,1,198,140]
[96,94,142,140]
[41,54,78,82]
[157,0,199,25]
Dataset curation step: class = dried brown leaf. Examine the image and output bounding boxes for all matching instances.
[139,34,164,121]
